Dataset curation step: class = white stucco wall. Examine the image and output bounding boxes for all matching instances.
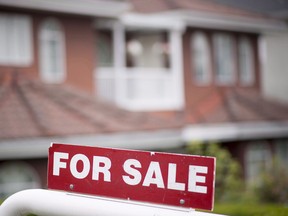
[261,32,288,103]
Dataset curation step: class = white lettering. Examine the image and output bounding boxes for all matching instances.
[92,156,112,182]
[70,154,90,179]
[188,165,208,194]
[53,152,68,176]
[167,163,185,191]
[143,161,164,188]
[122,159,142,185]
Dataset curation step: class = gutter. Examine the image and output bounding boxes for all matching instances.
[182,121,288,143]
[0,0,131,18]
[157,10,288,33]
[0,129,183,160]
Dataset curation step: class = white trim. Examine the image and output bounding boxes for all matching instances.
[169,29,185,110]
[182,121,288,142]
[158,10,288,33]
[0,189,225,216]
[120,13,185,32]
[0,0,130,18]
[0,129,182,160]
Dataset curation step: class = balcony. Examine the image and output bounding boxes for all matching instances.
[95,67,182,111]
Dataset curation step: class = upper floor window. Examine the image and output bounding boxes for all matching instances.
[239,36,254,86]
[213,33,236,85]
[96,29,113,67]
[191,32,211,85]
[0,13,32,66]
[126,31,170,68]
[39,18,65,83]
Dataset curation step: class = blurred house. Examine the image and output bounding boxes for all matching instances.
[209,0,288,103]
[0,0,288,198]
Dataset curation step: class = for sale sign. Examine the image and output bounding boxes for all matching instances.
[48,143,216,210]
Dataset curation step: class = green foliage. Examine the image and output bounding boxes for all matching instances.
[213,203,288,216]
[254,158,288,204]
[186,142,244,202]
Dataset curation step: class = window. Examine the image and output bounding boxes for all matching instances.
[191,32,211,85]
[39,18,65,83]
[213,33,235,84]
[0,162,41,199]
[96,29,113,67]
[0,13,32,66]
[126,31,170,68]
[275,139,288,165]
[239,36,254,85]
[245,142,271,185]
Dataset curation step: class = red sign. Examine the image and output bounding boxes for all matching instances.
[48,143,216,210]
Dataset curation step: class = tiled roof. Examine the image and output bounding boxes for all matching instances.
[185,88,288,124]
[208,0,288,18]
[2,74,288,141]
[129,0,270,18]
[0,74,183,140]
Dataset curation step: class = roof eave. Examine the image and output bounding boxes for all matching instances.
[0,0,131,18]
[160,10,288,33]
[182,121,288,143]
[0,129,183,160]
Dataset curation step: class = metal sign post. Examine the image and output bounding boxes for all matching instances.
[0,189,226,216]
[0,143,227,216]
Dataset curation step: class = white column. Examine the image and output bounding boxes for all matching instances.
[169,29,185,110]
[113,22,126,106]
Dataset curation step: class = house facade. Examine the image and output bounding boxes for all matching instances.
[1,0,288,199]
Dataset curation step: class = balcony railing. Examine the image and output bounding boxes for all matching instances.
[95,68,180,111]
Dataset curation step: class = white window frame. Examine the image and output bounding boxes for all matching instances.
[239,36,255,86]
[213,33,236,85]
[0,13,33,66]
[95,21,184,111]
[39,18,66,84]
[191,31,211,85]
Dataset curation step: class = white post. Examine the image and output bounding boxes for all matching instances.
[169,28,185,110]
[113,21,126,107]
[0,189,226,216]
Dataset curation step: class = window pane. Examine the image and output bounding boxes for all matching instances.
[213,33,235,84]
[0,14,8,63]
[191,32,211,84]
[275,139,288,165]
[126,31,170,68]
[239,37,254,85]
[245,142,271,186]
[96,30,113,67]
[40,18,65,83]
[0,13,32,65]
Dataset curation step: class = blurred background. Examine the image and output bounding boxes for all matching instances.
[0,0,288,215]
